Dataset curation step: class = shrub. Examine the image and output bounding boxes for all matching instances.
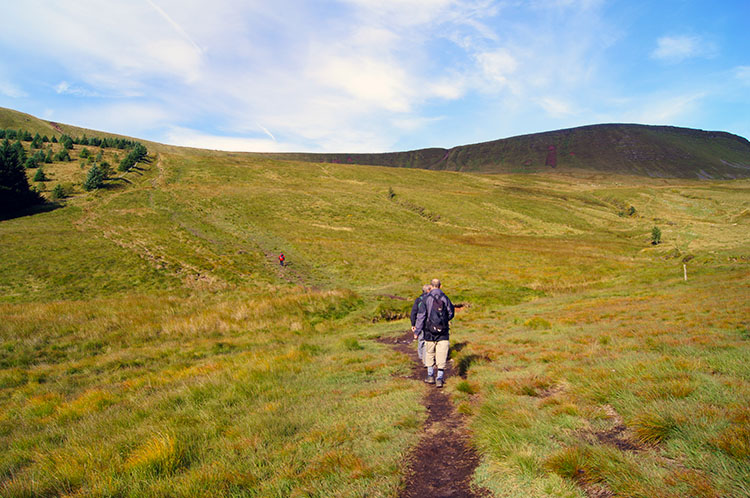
[343,338,364,351]
[651,226,662,245]
[51,184,65,200]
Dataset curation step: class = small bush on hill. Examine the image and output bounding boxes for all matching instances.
[33,167,47,182]
[651,226,662,245]
[51,183,66,200]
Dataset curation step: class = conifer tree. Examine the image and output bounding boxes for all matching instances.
[33,167,47,182]
[51,183,65,200]
[0,139,42,215]
[83,164,105,191]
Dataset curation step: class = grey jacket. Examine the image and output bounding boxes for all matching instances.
[415,288,455,341]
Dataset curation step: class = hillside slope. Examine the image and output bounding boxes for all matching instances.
[1,107,749,497]
[269,124,750,179]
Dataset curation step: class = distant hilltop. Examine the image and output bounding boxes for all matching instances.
[2,106,749,179]
[268,124,750,179]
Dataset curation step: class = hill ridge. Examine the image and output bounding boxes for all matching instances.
[3,107,749,179]
[266,123,750,179]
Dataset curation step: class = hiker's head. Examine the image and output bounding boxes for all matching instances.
[422,284,431,293]
[430,278,441,289]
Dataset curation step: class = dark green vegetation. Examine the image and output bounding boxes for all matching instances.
[269,123,750,179]
[1,107,748,497]
[0,111,148,218]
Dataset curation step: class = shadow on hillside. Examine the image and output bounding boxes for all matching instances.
[0,201,63,221]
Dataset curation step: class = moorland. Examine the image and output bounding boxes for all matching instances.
[1,107,748,497]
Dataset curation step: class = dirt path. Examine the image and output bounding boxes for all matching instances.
[379,331,489,498]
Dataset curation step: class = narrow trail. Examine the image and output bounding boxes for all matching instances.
[379,331,489,498]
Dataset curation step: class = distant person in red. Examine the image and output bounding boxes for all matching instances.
[278,253,285,267]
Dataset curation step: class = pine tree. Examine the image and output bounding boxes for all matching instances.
[651,226,662,245]
[51,184,65,200]
[60,135,73,150]
[31,133,43,149]
[11,140,26,164]
[0,139,42,216]
[33,167,47,182]
[83,164,105,191]
[54,149,71,162]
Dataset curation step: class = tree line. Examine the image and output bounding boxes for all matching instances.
[0,128,148,217]
[0,128,144,150]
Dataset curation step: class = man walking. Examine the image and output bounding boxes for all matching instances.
[410,284,432,362]
[278,252,285,267]
[415,278,455,388]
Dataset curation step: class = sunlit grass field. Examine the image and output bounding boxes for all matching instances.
[1,141,748,496]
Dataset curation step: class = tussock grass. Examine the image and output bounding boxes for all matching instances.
[1,135,748,496]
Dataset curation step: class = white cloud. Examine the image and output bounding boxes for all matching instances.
[55,81,98,97]
[310,54,413,112]
[164,126,298,152]
[538,97,575,118]
[651,35,715,62]
[60,103,174,139]
[627,92,706,124]
[475,49,518,86]
[0,79,26,98]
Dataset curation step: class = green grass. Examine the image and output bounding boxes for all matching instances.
[1,108,749,496]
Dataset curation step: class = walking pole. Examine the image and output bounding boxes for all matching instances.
[683,264,687,282]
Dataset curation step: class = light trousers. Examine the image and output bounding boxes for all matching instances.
[424,340,449,370]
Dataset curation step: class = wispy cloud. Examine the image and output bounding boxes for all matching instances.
[1,1,747,150]
[165,127,297,152]
[55,81,98,97]
[651,35,715,62]
[145,0,204,54]
[0,79,26,98]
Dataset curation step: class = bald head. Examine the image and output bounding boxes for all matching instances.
[430,278,441,288]
[422,284,432,293]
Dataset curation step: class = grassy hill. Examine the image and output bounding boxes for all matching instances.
[1,108,749,497]
[269,124,750,179]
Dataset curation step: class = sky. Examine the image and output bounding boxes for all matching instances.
[1,0,748,153]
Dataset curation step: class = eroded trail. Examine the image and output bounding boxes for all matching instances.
[379,331,488,498]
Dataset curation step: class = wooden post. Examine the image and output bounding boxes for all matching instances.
[684,264,687,282]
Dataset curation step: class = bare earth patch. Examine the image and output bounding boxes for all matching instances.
[378,331,489,498]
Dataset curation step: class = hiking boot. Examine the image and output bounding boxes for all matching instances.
[436,378,444,388]
[425,376,435,384]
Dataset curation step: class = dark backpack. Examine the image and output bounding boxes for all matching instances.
[426,294,449,335]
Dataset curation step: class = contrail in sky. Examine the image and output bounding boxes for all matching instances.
[258,124,277,142]
[145,0,204,54]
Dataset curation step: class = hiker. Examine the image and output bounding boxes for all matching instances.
[410,284,432,362]
[415,278,455,388]
[278,252,285,267]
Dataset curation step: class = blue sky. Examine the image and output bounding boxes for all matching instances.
[1,0,748,152]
